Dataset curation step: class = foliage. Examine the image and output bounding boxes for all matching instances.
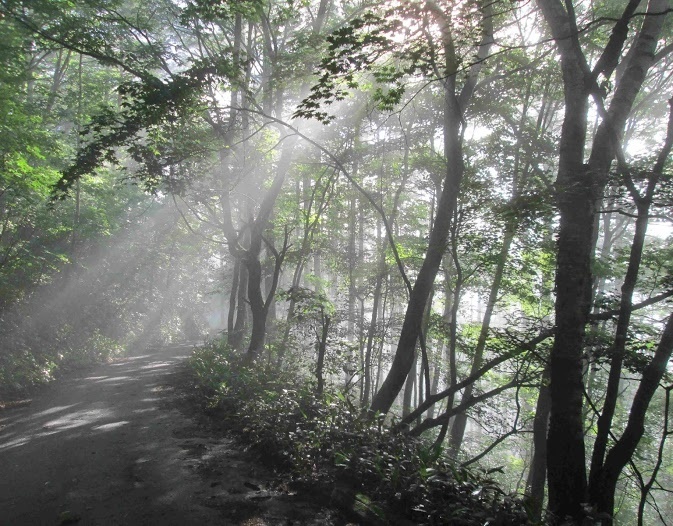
[1,0,672,522]
[0,316,124,399]
[188,340,533,525]
[56,57,235,197]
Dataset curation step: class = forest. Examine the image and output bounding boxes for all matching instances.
[0,0,672,524]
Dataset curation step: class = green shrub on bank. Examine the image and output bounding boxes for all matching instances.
[56,329,125,370]
[0,349,57,396]
[0,327,125,400]
[188,340,533,525]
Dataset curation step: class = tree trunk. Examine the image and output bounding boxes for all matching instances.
[236,116,297,360]
[536,1,592,515]
[448,227,515,456]
[246,250,266,356]
[316,314,330,396]
[536,0,670,520]
[369,2,493,415]
[592,313,673,524]
[264,233,278,341]
[589,22,672,500]
[45,49,72,116]
[347,193,357,341]
[363,272,383,407]
[227,258,240,338]
[588,198,651,484]
[525,367,551,523]
[230,258,248,350]
[370,81,465,416]
[589,99,673,523]
[402,350,416,418]
[427,356,442,420]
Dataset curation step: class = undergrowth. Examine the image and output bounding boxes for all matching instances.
[188,339,533,525]
[0,327,125,400]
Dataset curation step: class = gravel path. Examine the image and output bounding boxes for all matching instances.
[0,345,352,526]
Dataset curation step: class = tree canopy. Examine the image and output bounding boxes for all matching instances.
[1,0,672,524]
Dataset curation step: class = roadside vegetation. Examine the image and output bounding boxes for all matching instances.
[1,1,672,524]
[188,339,532,525]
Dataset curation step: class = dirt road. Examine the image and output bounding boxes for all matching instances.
[0,345,349,526]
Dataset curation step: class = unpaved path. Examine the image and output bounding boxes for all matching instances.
[0,345,353,526]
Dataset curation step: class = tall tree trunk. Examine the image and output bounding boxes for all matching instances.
[536,0,669,520]
[45,49,72,116]
[588,195,652,481]
[402,350,416,417]
[221,1,333,361]
[316,314,331,396]
[363,272,383,407]
[592,313,673,524]
[449,75,542,455]
[429,279,454,422]
[347,193,357,341]
[246,249,266,355]
[67,54,83,280]
[589,99,673,523]
[264,249,277,341]
[525,367,551,523]
[370,2,493,414]
[227,258,240,340]
[230,258,248,350]
[432,250,462,447]
[535,2,591,515]
[244,136,297,359]
[448,226,515,456]
[427,357,442,420]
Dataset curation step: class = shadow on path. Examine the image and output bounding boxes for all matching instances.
[0,344,351,526]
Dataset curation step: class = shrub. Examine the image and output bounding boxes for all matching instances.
[188,339,533,525]
[0,324,125,399]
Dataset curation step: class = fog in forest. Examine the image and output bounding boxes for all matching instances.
[1,1,672,525]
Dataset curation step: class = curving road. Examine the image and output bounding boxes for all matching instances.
[0,345,347,526]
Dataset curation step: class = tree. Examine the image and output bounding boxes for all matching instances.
[299,0,497,416]
[536,0,671,521]
[4,1,673,521]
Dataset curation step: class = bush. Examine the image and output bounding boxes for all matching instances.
[0,348,57,397]
[188,340,533,525]
[57,329,125,371]
[0,322,125,399]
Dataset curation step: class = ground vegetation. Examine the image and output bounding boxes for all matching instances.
[0,0,672,524]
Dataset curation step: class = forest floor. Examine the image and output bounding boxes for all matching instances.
[0,344,358,526]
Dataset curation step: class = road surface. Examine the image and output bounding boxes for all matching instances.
[0,344,349,525]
